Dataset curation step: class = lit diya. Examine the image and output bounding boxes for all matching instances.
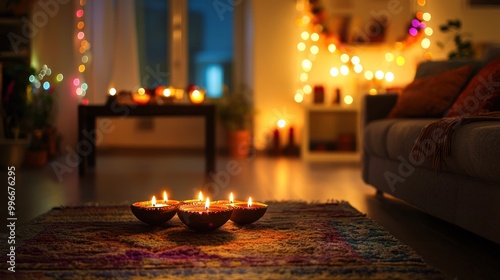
[182,191,205,204]
[177,197,233,231]
[230,197,268,225]
[131,195,178,226]
[214,192,244,207]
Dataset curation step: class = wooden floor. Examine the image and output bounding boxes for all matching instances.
[2,151,499,279]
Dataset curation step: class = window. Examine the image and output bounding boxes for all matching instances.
[136,0,234,97]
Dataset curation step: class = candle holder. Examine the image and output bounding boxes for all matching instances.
[177,204,233,231]
[230,202,268,225]
[130,201,179,226]
[213,199,245,207]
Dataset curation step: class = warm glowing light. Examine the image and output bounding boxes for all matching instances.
[109,88,116,96]
[300,72,308,82]
[77,31,85,40]
[385,52,394,62]
[344,95,353,105]
[330,67,339,77]
[229,192,234,204]
[396,56,406,66]
[163,88,171,97]
[425,27,433,36]
[277,119,286,128]
[297,42,306,51]
[302,16,310,25]
[138,88,146,95]
[301,31,309,40]
[164,191,168,202]
[78,64,85,73]
[79,46,86,54]
[81,55,89,63]
[81,83,88,91]
[364,71,374,80]
[354,64,363,73]
[151,196,156,206]
[424,51,433,60]
[56,74,64,82]
[302,59,312,72]
[340,53,350,63]
[73,78,80,86]
[422,12,431,22]
[369,88,378,95]
[198,191,203,201]
[328,44,336,53]
[76,88,83,96]
[375,70,384,80]
[416,11,423,20]
[385,72,395,82]
[417,0,426,6]
[421,38,431,49]
[409,27,418,36]
[294,92,304,103]
[76,9,84,18]
[303,84,312,94]
[296,0,305,11]
[189,89,205,104]
[310,45,319,55]
[205,197,210,210]
[340,65,349,76]
[248,197,253,207]
[311,33,319,42]
[394,41,404,51]
[77,21,84,29]
[351,56,360,65]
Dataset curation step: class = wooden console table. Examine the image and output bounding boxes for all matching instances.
[77,104,216,177]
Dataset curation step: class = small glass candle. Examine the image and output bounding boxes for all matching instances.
[230,197,268,225]
[133,88,151,105]
[188,89,205,104]
[131,195,178,226]
[177,198,233,231]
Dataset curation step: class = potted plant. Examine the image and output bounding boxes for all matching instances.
[214,87,253,158]
[0,63,33,167]
[23,65,58,167]
[437,19,475,60]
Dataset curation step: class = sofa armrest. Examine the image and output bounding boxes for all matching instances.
[362,94,398,125]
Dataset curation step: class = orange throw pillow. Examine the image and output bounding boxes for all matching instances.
[387,65,473,118]
[446,58,500,117]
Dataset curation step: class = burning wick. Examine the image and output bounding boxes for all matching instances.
[205,197,210,211]
[198,191,203,202]
[152,195,157,207]
[163,191,168,203]
[229,192,234,204]
[248,197,252,207]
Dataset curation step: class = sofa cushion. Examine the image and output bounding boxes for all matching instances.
[387,65,473,118]
[446,58,500,117]
[363,119,401,157]
[385,119,437,161]
[415,60,480,79]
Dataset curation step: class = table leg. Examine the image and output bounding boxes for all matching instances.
[205,110,216,175]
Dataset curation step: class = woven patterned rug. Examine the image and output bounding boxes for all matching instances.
[1,201,445,279]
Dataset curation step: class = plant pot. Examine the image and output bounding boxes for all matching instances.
[226,130,251,159]
[0,139,29,167]
[23,150,48,168]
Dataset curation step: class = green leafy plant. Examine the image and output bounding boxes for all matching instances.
[438,19,475,60]
[214,87,253,131]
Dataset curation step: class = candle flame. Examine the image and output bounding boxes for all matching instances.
[205,197,210,210]
[198,191,203,202]
[248,197,252,207]
[229,192,234,203]
[163,191,168,202]
[152,196,156,207]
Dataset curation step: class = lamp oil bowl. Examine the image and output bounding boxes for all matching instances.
[230,198,268,225]
[177,198,233,231]
[131,196,179,226]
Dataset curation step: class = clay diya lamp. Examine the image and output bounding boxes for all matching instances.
[177,198,233,231]
[131,195,178,226]
[161,191,181,208]
[230,197,268,225]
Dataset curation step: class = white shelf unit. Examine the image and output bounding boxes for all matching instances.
[301,105,361,162]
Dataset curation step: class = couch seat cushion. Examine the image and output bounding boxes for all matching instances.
[363,119,402,158]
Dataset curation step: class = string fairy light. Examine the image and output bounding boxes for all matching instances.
[75,0,90,100]
[294,0,432,103]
